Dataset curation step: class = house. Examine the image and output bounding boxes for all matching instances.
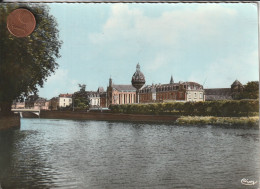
[58,93,73,108]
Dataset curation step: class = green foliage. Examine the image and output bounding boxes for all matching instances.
[0,4,62,113]
[239,81,259,99]
[110,100,259,117]
[73,90,90,111]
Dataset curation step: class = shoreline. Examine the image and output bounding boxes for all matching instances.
[23,111,259,127]
[39,111,179,123]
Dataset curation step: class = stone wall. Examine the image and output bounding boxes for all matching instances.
[40,111,178,123]
[0,115,20,130]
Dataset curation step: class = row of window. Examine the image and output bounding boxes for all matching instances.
[140,85,202,93]
[188,93,203,99]
[140,92,184,101]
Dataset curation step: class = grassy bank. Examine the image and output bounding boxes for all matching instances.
[176,116,259,127]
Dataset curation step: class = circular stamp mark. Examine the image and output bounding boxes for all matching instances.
[7,8,36,38]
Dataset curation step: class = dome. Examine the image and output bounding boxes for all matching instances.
[131,63,145,90]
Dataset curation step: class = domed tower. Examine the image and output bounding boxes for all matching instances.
[131,63,145,103]
[231,79,243,99]
[231,79,243,92]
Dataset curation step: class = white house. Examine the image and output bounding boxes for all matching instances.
[88,92,100,107]
[58,94,73,108]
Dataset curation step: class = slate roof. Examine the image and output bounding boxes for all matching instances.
[112,85,136,92]
[204,88,232,101]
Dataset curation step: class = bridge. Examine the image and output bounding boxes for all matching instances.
[11,109,40,118]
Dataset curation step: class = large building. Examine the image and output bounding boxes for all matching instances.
[139,76,204,103]
[107,78,137,107]
[204,80,244,101]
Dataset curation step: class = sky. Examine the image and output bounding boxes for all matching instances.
[38,3,259,99]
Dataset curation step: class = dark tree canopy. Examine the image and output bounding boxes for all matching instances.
[0,4,62,114]
[73,84,90,110]
[239,81,259,100]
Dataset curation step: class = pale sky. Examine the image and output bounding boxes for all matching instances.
[38,3,259,99]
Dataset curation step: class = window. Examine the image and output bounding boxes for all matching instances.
[194,93,197,98]
[200,93,203,99]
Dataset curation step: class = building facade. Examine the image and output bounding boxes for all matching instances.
[34,98,49,110]
[204,80,244,101]
[58,94,73,108]
[107,78,136,107]
[139,77,204,103]
[88,91,100,107]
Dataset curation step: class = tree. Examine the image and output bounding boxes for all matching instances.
[0,4,62,115]
[78,84,86,92]
[239,81,259,99]
[73,84,90,111]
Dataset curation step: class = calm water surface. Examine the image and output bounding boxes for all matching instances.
[0,118,259,189]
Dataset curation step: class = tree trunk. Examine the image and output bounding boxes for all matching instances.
[0,101,13,116]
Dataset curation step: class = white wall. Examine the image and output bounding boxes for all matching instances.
[59,97,72,107]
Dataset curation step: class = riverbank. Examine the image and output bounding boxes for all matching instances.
[176,116,259,127]
[0,115,20,130]
[36,111,259,127]
[39,111,179,123]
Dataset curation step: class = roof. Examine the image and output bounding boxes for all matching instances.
[97,87,105,93]
[231,79,243,87]
[59,94,72,98]
[112,84,136,91]
[204,88,232,101]
[204,88,231,95]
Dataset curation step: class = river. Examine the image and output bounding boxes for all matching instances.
[0,118,259,189]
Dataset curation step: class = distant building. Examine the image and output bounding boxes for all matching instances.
[107,77,136,107]
[58,93,73,107]
[204,80,244,101]
[34,97,49,110]
[139,77,204,103]
[98,87,107,108]
[12,101,25,109]
[87,91,100,107]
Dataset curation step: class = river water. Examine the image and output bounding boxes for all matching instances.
[0,118,259,189]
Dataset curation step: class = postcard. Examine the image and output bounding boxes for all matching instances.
[0,1,259,189]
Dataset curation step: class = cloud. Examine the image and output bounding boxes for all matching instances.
[188,50,259,88]
[87,4,253,86]
[89,4,237,47]
[39,69,79,99]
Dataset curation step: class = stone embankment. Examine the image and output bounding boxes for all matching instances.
[25,111,259,127]
[39,111,179,123]
[0,115,20,130]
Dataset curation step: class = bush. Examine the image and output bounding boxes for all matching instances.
[110,100,259,117]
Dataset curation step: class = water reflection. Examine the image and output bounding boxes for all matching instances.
[0,119,259,189]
